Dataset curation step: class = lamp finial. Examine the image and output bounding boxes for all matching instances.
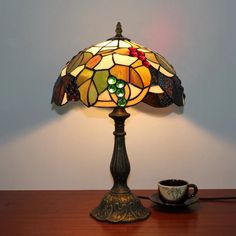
[115,22,123,37]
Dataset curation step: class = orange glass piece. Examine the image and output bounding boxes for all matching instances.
[130,68,143,88]
[135,66,151,87]
[110,65,129,82]
[131,60,143,68]
[114,48,130,55]
[86,55,102,69]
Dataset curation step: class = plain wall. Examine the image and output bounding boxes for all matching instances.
[0,0,236,190]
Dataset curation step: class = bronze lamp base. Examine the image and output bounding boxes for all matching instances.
[90,108,150,223]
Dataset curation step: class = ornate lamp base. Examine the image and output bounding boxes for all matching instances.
[90,108,150,223]
[90,190,150,223]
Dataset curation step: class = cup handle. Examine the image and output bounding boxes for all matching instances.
[187,184,198,198]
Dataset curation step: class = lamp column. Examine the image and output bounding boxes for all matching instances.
[90,107,150,223]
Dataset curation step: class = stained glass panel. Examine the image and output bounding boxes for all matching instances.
[93,70,109,94]
[61,66,67,77]
[149,85,164,94]
[97,90,111,101]
[159,67,174,77]
[86,55,102,69]
[61,93,68,105]
[126,87,149,106]
[114,48,130,55]
[79,80,90,106]
[88,82,98,105]
[86,47,101,55]
[77,68,94,86]
[135,66,151,87]
[110,65,129,82]
[66,52,83,73]
[80,52,93,65]
[94,101,116,107]
[70,65,85,77]
[106,40,118,47]
[95,40,111,47]
[119,40,132,48]
[100,46,117,51]
[130,68,143,88]
[148,61,160,70]
[113,54,137,66]
[131,60,143,68]
[129,84,142,99]
[145,53,158,63]
[95,55,114,70]
[155,54,176,75]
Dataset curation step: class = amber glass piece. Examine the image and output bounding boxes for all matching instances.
[79,80,90,106]
[114,48,130,55]
[70,65,85,77]
[145,52,158,63]
[110,65,129,82]
[77,68,94,86]
[88,82,98,106]
[80,52,93,65]
[97,90,112,101]
[131,60,143,68]
[126,87,149,106]
[111,93,118,103]
[113,54,137,66]
[124,84,130,100]
[95,55,114,70]
[159,67,174,77]
[135,66,151,87]
[129,84,142,99]
[149,61,160,70]
[155,53,176,75]
[130,68,143,88]
[86,55,102,69]
[66,52,83,73]
[94,100,116,107]
[93,70,109,94]
[149,85,164,94]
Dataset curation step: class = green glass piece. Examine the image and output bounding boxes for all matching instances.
[108,76,117,85]
[116,88,125,98]
[93,70,109,94]
[108,84,116,93]
[117,98,127,107]
[116,80,125,88]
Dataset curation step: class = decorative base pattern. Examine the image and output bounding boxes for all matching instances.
[90,191,150,223]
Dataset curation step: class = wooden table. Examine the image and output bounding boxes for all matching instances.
[0,190,236,236]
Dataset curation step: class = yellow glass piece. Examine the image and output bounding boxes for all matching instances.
[149,85,164,94]
[111,93,118,103]
[110,65,129,82]
[80,52,93,65]
[159,66,174,77]
[93,70,109,94]
[106,40,118,47]
[86,46,101,55]
[94,55,114,70]
[129,84,142,99]
[124,85,130,100]
[148,61,160,70]
[70,65,85,77]
[77,68,94,86]
[95,40,111,47]
[113,54,137,66]
[94,101,117,107]
[119,40,132,48]
[86,55,102,69]
[97,90,111,101]
[100,46,117,51]
[135,66,151,87]
[131,60,143,68]
[138,48,150,53]
[61,66,67,77]
[114,48,130,55]
[66,52,83,73]
[130,68,143,88]
[145,52,158,63]
[126,87,149,106]
[155,54,176,74]
[97,50,114,55]
[61,93,68,105]
[127,40,142,49]
[79,80,90,106]
[88,82,98,105]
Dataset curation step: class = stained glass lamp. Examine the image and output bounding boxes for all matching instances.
[51,22,185,223]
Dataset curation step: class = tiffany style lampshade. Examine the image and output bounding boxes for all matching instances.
[51,22,185,223]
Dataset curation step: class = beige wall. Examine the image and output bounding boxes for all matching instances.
[0,0,236,189]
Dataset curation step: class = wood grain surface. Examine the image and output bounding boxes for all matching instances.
[0,190,236,236]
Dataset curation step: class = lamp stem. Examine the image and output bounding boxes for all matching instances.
[90,107,150,223]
